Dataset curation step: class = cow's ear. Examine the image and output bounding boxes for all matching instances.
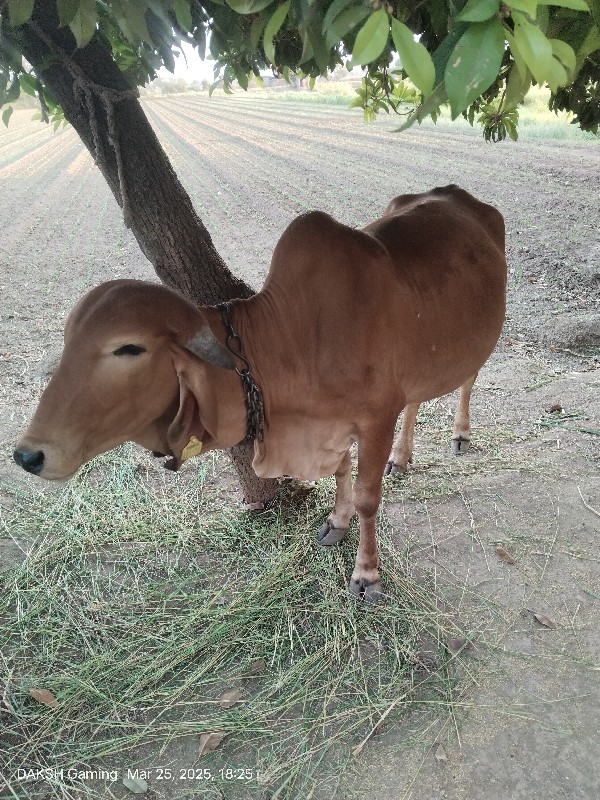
[166,366,220,468]
[185,326,235,370]
[166,377,199,470]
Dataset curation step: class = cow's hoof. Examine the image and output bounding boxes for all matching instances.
[451,436,470,455]
[384,460,409,477]
[349,576,383,604]
[317,520,348,546]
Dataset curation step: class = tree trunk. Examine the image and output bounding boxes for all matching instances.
[18,1,279,508]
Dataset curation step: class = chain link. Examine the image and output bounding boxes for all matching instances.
[218,303,265,443]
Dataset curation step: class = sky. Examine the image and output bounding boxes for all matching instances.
[159,41,216,82]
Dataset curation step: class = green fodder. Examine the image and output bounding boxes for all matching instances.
[0,446,457,800]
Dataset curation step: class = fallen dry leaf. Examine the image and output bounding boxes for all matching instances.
[122,775,148,794]
[496,545,516,565]
[29,688,59,708]
[198,730,227,758]
[446,636,475,656]
[1,693,15,714]
[219,687,244,709]
[435,743,448,762]
[246,657,266,675]
[446,636,465,655]
[532,612,557,629]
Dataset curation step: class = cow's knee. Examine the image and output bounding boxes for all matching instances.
[353,492,380,523]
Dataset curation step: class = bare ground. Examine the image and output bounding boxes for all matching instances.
[1,96,599,798]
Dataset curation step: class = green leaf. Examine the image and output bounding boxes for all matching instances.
[19,72,37,96]
[445,19,505,118]
[508,0,538,16]
[545,55,568,91]
[121,0,152,44]
[504,62,531,108]
[589,0,600,27]
[69,0,97,48]
[512,11,555,84]
[391,18,435,96]
[250,13,268,49]
[505,114,519,140]
[226,0,274,13]
[351,8,389,66]
[505,29,529,78]
[234,66,249,90]
[300,29,314,64]
[2,106,13,127]
[4,75,20,103]
[550,38,576,75]
[431,22,469,85]
[538,0,590,9]
[349,92,365,108]
[57,0,80,27]
[576,24,600,71]
[302,17,330,72]
[457,0,500,22]
[173,0,193,31]
[323,0,355,32]
[8,0,34,27]
[325,5,369,48]
[395,81,448,131]
[263,1,290,64]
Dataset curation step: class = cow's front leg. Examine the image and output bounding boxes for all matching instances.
[350,426,395,603]
[317,449,355,546]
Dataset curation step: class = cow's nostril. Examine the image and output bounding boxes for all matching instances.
[13,448,45,475]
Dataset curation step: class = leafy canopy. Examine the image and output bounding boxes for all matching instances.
[1,0,599,138]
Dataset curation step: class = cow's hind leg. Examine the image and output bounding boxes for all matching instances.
[350,424,395,603]
[385,403,419,476]
[451,374,477,455]
[317,449,355,546]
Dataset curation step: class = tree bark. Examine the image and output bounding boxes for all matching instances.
[18,1,279,507]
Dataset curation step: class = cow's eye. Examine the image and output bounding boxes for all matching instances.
[112,344,146,357]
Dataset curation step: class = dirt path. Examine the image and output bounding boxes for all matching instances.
[1,96,599,799]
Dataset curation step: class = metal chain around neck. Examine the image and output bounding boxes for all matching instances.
[218,302,265,443]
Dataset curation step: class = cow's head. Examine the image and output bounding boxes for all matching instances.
[13,280,240,480]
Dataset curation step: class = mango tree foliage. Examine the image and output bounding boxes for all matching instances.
[0,0,598,138]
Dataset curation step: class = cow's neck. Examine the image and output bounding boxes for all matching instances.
[203,363,249,449]
[217,289,310,414]
[196,306,255,447]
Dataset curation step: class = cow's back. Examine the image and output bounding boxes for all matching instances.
[364,186,506,402]
[253,186,506,409]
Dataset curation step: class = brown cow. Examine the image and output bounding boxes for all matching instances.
[14,185,506,602]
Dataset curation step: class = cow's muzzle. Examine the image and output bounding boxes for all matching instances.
[13,447,45,476]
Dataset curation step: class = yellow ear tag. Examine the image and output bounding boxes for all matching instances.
[181,435,203,461]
